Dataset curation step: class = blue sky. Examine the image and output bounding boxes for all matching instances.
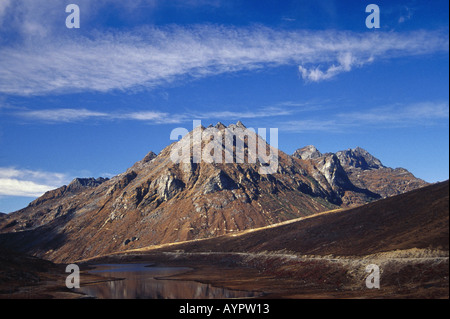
[0,0,448,213]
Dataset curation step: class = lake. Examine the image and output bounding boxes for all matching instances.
[76,263,260,299]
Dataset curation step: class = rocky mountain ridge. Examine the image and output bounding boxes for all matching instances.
[294,145,428,199]
[0,122,428,263]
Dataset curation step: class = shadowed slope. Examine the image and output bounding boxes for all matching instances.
[142,180,448,256]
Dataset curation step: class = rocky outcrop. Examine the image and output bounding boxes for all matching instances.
[66,177,109,192]
[0,176,109,234]
[293,145,428,202]
[292,149,380,206]
[313,153,351,193]
[27,177,109,208]
[293,145,322,160]
[142,151,157,163]
[203,169,238,194]
[336,147,384,171]
[152,171,185,201]
[336,147,428,198]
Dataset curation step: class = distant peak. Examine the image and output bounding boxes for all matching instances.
[188,121,250,131]
[293,145,322,160]
[214,122,226,129]
[236,120,246,128]
[67,177,108,191]
[193,122,205,130]
[142,151,157,163]
[305,145,319,152]
[352,146,369,155]
[336,147,384,170]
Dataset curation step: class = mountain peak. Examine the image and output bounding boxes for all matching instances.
[207,121,247,130]
[214,122,226,129]
[67,177,109,192]
[293,145,322,160]
[142,151,157,163]
[336,147,384,170]
[236,120,246,128]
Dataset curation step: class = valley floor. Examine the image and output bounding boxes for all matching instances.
[74,248,449,299]
[1,248,448,299]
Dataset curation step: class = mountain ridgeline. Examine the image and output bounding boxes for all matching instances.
[0,122,428,263]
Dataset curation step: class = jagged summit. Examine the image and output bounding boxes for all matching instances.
[202,121,248,130]
[67,177,109,191]
[293,145,427,199]
[236,120,246,128]
[142,151,157,163]
[214,122,226,129]
[336,147,384,171]
[293,145,322,160]
[293,145,383,170]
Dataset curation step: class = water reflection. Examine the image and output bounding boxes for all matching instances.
[77,263,259,299]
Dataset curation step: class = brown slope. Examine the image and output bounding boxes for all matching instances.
[0,247,61,298]
[145,180,448,256]
[345,167,429,198]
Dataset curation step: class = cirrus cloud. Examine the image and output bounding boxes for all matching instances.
[0,25,447,95]
[281,101,449,133]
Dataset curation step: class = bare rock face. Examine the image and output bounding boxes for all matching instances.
[336,147,384,171]
[152,171,185,201]
[314,154,350,192]
[0,123,428,263]
[292,150,380,206]
[203,170,237,194]
[66,177,109,192]
[335,147,428,198]
[293,145,322,160]
[293,146,428,203]
[142,151,157,163]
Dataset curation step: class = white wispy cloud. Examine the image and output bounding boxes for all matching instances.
[0,167,70,197]
[0,0,11,23]
[398,6,414,24]
[12,101,449,127]
[339,101,450,125]
[14,108,182,124]
[15,108,171,123]
[191,106,294,120]
[13,105,294,124]
[16,108,108,122]
[124,111,182,123]
[298,51,371,82]
[282,119,345,133]
[0,24,447,95]
[281,101,449,133]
